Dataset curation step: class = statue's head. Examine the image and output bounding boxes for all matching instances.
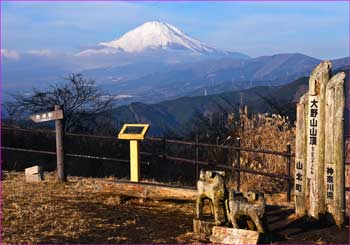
[199,169,226,181]
[214,171,225,177]
[243,192,257,202]
[243,191,264,202]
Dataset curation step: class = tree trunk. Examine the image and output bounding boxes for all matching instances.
[100,180,197,201]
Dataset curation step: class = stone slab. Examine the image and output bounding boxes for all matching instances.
[210,226,259,244]
[25,165,41,175]
[25,174,43,183]
[25,165,43,183]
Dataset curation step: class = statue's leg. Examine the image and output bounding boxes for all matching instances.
[225,199,230,224]
[247,219,255,230]
[231,212,239,229]
[196,195,203,219]
[213,197,221,225]
[209,199,214,216]
[249,212,264,233]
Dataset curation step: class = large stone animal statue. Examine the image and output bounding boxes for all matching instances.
[196,170,226,225]
[225,190,266,233]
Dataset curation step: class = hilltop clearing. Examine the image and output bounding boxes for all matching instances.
[2,171,348,244]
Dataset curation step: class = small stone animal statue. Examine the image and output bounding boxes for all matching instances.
[196,170,226,225]
[225,190,266,233]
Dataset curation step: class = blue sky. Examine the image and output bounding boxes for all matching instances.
[1,1,349,59]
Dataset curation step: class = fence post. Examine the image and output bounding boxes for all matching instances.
[151,139,156,164]
[195,134,199,182]
[150,139,159,181]
[55,105,66,182]
[236,137,241,191]
[286,143,291,202]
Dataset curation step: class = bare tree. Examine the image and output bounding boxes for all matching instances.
[11,73,114,133]
[2,101,24,124]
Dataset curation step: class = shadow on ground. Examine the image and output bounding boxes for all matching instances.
[37,198,194,244]
[262,205,349,244]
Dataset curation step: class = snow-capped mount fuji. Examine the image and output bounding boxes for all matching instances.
[100,21,218,53]
[77,21,249,58]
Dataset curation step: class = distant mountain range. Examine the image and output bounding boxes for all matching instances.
[96,53,349,104]
[110,67,349,136]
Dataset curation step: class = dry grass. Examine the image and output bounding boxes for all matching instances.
[2,171,196,244]
[230,113,295,193]
[3,171,347,244]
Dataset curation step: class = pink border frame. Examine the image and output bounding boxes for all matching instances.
[0,1,349,244]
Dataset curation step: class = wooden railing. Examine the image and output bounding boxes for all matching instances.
[1,126,294,201]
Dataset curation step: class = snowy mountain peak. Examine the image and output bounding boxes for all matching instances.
[77,21,227,56]
[76,21,251,59]
[98,21,218,53]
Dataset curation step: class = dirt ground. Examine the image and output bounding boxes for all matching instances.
[2,172,349,244]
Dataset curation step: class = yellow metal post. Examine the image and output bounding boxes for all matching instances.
[118,124,150,183]
[130,140,140,182]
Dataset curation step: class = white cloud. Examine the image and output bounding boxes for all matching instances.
[1,49,20,59]
[26,49,54,57]
[75,47,118,57]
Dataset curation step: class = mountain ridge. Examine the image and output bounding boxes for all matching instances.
[99,54,348,104]
[110,67,349,136]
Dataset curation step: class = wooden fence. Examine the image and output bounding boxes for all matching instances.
[2,126,294,200]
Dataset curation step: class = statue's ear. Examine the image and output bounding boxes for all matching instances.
[199,169,205,180]
[251,192,257,200]
[245,192,257,201]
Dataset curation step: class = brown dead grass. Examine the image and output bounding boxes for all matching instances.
[2,171,197,244]
[3,171,348,244]
[232,113,295,193]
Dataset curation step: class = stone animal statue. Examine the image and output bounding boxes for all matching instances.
[196,170,226,225]
[225,190,266,233]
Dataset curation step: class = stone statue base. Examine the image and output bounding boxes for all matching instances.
[210,226,259,244]
[193,218,216,239]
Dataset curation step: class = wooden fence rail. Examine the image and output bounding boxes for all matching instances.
[1,126,294,201]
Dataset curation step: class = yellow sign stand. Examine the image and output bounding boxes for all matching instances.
[118,124,150,182]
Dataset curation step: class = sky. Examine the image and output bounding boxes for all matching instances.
[1,1,349,59]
